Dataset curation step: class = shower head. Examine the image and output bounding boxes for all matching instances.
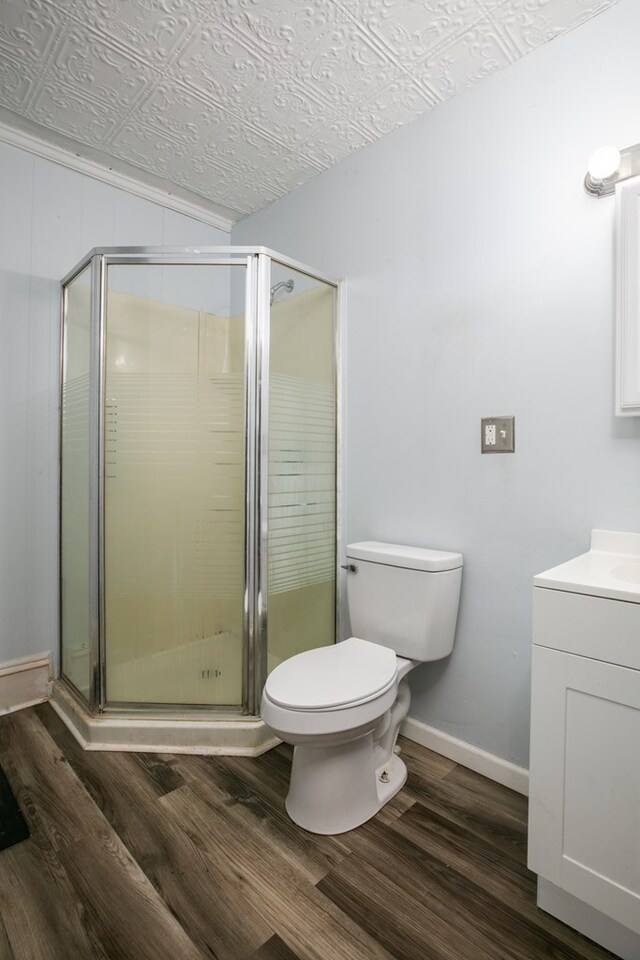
[270,279,294,305]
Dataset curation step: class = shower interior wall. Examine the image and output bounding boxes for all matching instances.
[104,269,246,707]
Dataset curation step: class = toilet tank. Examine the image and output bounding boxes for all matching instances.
[345,541,463,661]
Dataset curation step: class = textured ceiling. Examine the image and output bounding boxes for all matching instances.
[0,0,618,222]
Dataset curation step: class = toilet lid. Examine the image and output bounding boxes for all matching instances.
[265,637,397,711]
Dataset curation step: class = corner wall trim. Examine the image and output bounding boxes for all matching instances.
[0,653,51,716]
[0,120,234,233]
[401,716,529,796]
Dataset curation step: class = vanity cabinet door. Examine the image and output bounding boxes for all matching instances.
[528,644,640,935]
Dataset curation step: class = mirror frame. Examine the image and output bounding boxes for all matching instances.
[616,176,640,416]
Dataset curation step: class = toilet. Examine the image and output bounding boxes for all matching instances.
[261,540,463,834]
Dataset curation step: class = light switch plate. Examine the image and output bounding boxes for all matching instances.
[481,416,515,453]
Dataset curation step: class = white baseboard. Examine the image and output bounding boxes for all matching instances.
[401,716,529,796]
[0,653,51,716]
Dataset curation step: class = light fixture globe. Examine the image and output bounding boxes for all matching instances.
[587,145,621,182]
[584,140,640,198]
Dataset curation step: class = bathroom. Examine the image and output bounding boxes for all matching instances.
[1,0,639,957]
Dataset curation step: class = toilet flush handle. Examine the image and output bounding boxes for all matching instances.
[340,563,358,574]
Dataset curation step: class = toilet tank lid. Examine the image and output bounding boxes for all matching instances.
[346,541,463,572]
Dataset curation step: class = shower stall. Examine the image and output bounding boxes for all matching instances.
[54,247,339,753]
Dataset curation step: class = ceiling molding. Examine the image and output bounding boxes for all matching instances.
[0,117,234,232]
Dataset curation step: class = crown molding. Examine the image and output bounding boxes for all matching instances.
[0,118,235,233]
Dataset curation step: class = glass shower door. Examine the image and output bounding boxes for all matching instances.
[60,264,93,700]
[103,262,247,707]
[265,263,337,675]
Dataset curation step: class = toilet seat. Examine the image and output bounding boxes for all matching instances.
[264,636,397,712]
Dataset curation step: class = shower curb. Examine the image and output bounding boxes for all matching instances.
[49,680,279,756]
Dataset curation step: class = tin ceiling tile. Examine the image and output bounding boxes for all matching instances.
[26,81,122,144]
[413,16,514,100]
[0,0,61,65]
[343,0,486,64]
[495,0,618,55]
[0,53,35,110]
[60,0,193,66]
[45,23,155,113]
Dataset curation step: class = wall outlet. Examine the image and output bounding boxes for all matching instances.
[481,416,515,453]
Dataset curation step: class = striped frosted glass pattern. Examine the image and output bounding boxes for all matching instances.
[268,375,335,593]
[267,270,336,673]
[60,265,92,699]
[104,266,245,706]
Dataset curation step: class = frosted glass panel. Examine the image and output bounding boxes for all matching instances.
[104,265,245,705]
[60,265,92,699]
[267,266,336,673]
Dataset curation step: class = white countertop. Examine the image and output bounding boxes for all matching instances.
[534,529,640,604]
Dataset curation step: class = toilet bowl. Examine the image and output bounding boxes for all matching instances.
[262,637,415,834]
[261,541,463,835]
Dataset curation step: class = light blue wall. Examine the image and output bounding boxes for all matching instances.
[233,0,640,767]
[0,141,229,670]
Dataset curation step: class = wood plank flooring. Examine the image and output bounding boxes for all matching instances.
[0,705,617,960]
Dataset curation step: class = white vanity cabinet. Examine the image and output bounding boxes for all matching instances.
[529,530,640,960]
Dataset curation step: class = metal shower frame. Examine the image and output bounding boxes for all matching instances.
[59,245,341,720]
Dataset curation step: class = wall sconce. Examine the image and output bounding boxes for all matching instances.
[584,142,640,197]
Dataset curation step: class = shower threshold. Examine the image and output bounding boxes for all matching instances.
[49,681,279,756]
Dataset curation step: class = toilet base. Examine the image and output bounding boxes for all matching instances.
[285,732,408,835]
